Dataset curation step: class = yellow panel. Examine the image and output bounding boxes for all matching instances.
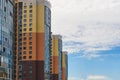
[14,0,18,3]
[36,5,45,33]
[62,53,66,68]
[22,4,37,33]
[52,37,59,56]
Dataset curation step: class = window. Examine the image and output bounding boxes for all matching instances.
[23,51,26,54]
[29,42,32,45]
[4,7,6,12]
[28,61,32,64]
[24,10,27,13]
[29,19,32,22]
[23,42,26,45]
[29,14,32,18]
[29,5,32,8]
[29,10,32,13]
[29,33,32,36]
[29,56,32,59]
[24,19,27,22]
[24,24,26,27]
[24,15,27,18]
[29,23,32,27]
[24,28,26,31]
[29,28,32,31]
[23,71,26,73]
[23,47,26,50]
[29,51,32,54]
[29,37,32,40]
[23,56,26,59]
[29,66,32,69]
[29,46,32,50]
[23,33,26,36]
[10,12,13,17]
[23,37,26,40]
[3,47,6,52]
[24,6,27,9]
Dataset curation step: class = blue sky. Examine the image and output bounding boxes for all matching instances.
[50,0,120,80]
[68,47,120,80]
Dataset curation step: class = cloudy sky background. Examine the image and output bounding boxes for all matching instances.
[50,0,120,80]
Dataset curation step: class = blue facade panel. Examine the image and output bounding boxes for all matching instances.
[0,0,14,80]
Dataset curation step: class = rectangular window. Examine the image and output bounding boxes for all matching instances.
[29,51,32,54]
[29,14,32,18]
[23,42,26,45]
[29,56,32,59]
[29,42,32,45]
[29,10,32,13]
[24,6,27,9]
[24,28,26,31]
[29,5,32,8]
[23,51,26,54]
[29,47,32,50]
[29,28,32,31]
[23,47,26,50]
[29,23,32,27]
[23,56,26,59]
[29,19,32,22]
[4,7,6,12]
[23,37,26,40]
[24,15,27,18]
[24,10,27,13]
[29,37,32,40]
[24,19,27,22]
[23,33,26,36]
[29,33,32,36]
[24,24,26,27]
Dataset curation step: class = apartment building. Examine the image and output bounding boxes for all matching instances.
[14,0,51,80]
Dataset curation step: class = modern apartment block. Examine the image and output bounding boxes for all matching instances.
[14,0,51,80]
[0,0,14,80]
[62,51,68,80]
[51,35,62,80]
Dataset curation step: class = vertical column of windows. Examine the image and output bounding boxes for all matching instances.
[22,3,33,60]
[22,2,33,80]
[22,4,27,59]
[18,2,23,80]
[28,4,33,59]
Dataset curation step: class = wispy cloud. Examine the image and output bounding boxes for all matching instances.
[87,75,110,80]
[68,77,82,80]
[68,75,111,80]
[50,0,120,58]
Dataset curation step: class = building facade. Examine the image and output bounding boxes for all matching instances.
[62,51,68,80]
[14,0,51,80]
[0,0,14,80]
[51,35,62,80]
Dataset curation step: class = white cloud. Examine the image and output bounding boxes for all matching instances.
[68,75,111,80]
[50,0,120,58]
[68,77,81,80]
[87,75,110,80]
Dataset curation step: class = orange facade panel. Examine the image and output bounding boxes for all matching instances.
[22,33,37,61]
[36,33,45,60]
[62,52,68,80]
[51,56,59,74]
[62,68,66,80]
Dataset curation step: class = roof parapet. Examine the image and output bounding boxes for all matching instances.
[37,0,51,8]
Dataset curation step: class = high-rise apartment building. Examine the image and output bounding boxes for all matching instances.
[62,51,68,80]
[14,0,51,80]
[0,0,14,80]
[51,35,62,80]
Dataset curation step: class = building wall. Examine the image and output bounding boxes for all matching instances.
[14,0,51,80]
[62,52,68,80]
[0,0,14,80]
[51,35,62,80]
